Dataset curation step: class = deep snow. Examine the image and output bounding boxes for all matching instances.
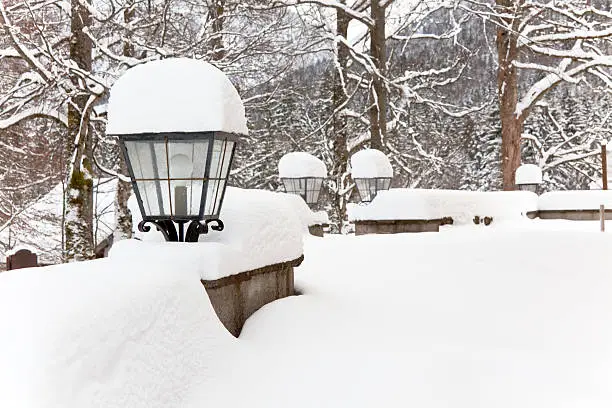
[2,223,612,407]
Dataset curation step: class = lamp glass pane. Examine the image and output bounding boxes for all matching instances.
[209,139,234,180]
[306,178,323,204]
[203,139,234,218]
[124,140,168,179]
[354,178,372,202]
[170,179,204,218]
[167,138,210,218]
[135,180,170,217]
[167,139,210,179]
[204,179,227,217]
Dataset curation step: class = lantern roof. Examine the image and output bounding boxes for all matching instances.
[278,152,327,178]
[515,164,542,185]
[107,58,248,136]
[350,149,393,178]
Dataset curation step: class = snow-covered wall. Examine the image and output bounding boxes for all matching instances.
[0,257,233,408]
[539,190,612,211]
[122,187,305,280]
[348,189,538,224]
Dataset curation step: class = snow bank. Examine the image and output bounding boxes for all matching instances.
[0,257,233,408]
[107,58,247,135]
[118,187,303,280]
[350,149,393,178]
[198,230,612,407]
[283,193,330,227]
[278,152,327,178]
[348,189,538,224]
[539,190,612,211]
[515,164,542,185]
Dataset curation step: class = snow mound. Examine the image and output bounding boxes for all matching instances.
[283,193,330,228]
[515,164,542,185]
[350,149,393,178]
[348,189,538,224]
[119,187,303,280]
[278,152,327,178]
[539,190,612,211]
[0,257,233,408]
[107,58,247,135]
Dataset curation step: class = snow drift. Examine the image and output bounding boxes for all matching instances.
[0,257,234,408]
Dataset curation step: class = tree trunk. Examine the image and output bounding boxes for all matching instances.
[65,0,94,261]
[113,2,135,242]
[369,0,387,151]
[331,5,351,232]
[210,0,226,61]
[496,0,524,190]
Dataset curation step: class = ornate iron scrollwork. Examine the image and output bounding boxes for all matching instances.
[138,219,224,242]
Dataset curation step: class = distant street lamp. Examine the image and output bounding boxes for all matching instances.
[515,164,542,193]
[278,152,327,207]
[351,149,393,202]
[107,58,247,241]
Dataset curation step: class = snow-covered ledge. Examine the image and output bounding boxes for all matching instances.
[348,189,538,235]
[536,190,612,220]
[112,187,305,336]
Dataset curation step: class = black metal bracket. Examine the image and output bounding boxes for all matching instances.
[138,219,224,242]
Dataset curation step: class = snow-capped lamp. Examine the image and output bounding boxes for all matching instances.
[107,58,247,242]
[350,149,393,202]
[278,152,327,207]
[515,164,542,193]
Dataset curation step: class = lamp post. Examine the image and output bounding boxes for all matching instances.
[278,152,327,207]
[107,58,247,242]
[350,149,393,202]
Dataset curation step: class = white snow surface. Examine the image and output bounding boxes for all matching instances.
[278,152,327,178]
[120,187,304,280]
[0,256,234,408]
[350,149,393,178]
[515,164,543,184]
[106,58,248,135]
[348,189,538,223]
[3,222,612,407]
[203,228,612,407]
[539,190,612,211]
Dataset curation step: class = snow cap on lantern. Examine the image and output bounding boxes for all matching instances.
[350,149,393,202]
[515,164,542,193]
[107,58,247,135]
[278,152,327,206]
[107,58,245,241]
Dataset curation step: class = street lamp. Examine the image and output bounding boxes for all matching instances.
[107,58,247,241]
[515,164,542,193]
[278,152,327,207]
[351,149,393,202]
